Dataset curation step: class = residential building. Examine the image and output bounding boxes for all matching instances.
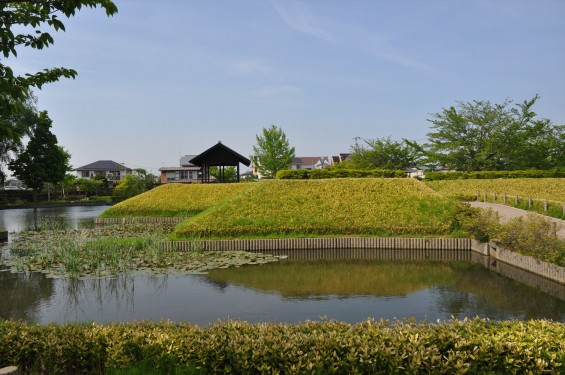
[74,160,132,181]
[159,155,201,183]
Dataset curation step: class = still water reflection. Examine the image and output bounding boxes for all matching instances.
[0,206,107,232]
[1,260,563,325]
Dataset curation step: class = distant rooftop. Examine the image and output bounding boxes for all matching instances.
[74,160,132,171]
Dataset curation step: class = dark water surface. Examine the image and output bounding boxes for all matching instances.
[0,206,563,325]
[0,205,107,232]
[1,260,563,325]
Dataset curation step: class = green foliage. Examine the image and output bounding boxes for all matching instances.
[349,136,423,170]
[0,92,38,183]
[455,204,565,266]
[0,319,563,374]
[8,111,70,193]
[209,166,237,182]
[114,175,148,199]
[251,125,295,178]
[426,96,564,171]
[276,168,406,179]
[425,169,565,180]
[453,204,500,242]
[76,178,103,197]
[0,0,118,118]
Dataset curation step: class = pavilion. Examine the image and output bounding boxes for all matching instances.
[190,142,251,183]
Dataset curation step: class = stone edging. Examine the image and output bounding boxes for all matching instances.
[160,237,564,285]
[94,217,184,224]
[471,240,564,285]
[161,237,471,252]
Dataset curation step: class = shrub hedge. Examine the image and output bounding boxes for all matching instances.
[275,169,406,179]
[425,170,565,181]
[1,319,563,374]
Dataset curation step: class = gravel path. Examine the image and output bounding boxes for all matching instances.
[469,201,565,239]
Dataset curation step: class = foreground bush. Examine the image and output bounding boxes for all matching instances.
[0,319,563,374]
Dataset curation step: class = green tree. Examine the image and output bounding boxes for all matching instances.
[252,125,295,178]
[0,0,118,117]
[350,136,422,170]
[209,166,237,182]
[0,91,38,183]
[426,95,564,171]
[8,111,70,201]
[76,178,102,197]
[114,174,148,199]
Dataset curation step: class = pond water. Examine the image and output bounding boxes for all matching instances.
[1,259,563,325]
[0,206,563,325]
[0,205,107,232]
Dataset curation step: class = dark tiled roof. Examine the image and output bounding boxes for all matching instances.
[190,142,251,167]
[74,160,132,171]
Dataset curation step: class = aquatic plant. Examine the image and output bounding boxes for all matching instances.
[1,224,282,278]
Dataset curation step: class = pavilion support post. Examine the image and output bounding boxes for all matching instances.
[237,164,240,182]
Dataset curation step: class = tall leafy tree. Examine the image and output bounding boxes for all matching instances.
[0,0,118,117]
[9,111,70,201]
[252,125,295,178]
[350,136,422,170]
[426,95,564,171]
[209,166,237,182]
[0,91,37,183]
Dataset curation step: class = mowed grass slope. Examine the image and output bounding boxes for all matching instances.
[172,179,458,238]
[425,178,565,202]
[100,183,251,217]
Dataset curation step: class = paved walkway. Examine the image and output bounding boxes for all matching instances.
[469,201,565,239]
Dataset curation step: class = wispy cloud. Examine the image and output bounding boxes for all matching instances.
[272,1,334,44]
[255,84,301,97]
[231,58,273,76]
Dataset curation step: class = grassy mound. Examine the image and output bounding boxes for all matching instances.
[426,178,565,202]
[172,179,457,239]
[100,183,252,218]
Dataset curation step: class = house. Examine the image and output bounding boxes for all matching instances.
[159,142,251,183]
[291,156,335,170]
[159,155,201,183]
[2,179,25,190]
[405,167,425,179]
[74,160,133,181]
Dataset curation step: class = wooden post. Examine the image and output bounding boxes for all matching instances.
[483,192,487,202]
[493,192,497,202]
[477,191,480,201]
[543,200,548,212]
[528,196,532,209]
[515,196,518,206]
[503,192,507,205]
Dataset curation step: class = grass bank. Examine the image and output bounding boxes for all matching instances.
[100,183,252,218]
[172,179,458,239]
[425,178,565,202]
[0,319,563,374]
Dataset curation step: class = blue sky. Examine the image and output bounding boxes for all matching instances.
[7,0,565,175]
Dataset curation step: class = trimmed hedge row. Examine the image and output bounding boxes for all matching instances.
[276,168,406,179]
[1,319,563,374]
[425,170,565,181]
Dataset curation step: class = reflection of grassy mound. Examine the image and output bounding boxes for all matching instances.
[426,178,565,202]
[208,260,460,297]
[100,183,252,218]
[173,179,457,238]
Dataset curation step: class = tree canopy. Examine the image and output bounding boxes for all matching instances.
[349,136,422,170]
[252,125,295,178]
[0,0,117,117]
[425,95,564,171]
[8,111,70,193]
